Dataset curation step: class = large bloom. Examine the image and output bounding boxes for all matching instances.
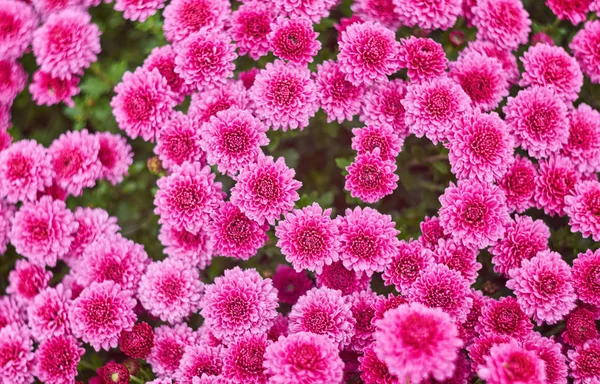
[562,103,600,174]
[345,149,398,203]
[478,341,546,384]
[397,37,447,83]
[498,155,538,213]
[27,285,72,343]
[162,0,230,44]
[147,324,198,378]
[34,335,84,384]
[547,0,592,24]
[382,240,434,294]
[568,338,600,384]
[572,249,600,306]
[0,324,34,384]
[314,59,365,124]
[472,0,531,50]
[534,156,581,216]
[571,21,600,84]
[478,297,533,340]
[230,1,274,60]
[269,17,321,65]
[566,180,600,241]
[0,0,37,60]
[223,333,270,384]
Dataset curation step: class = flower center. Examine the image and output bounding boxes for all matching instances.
[225,214,252,244]
[272,79,299,106]
[252,174,281,201]
[226,296,250,321]
[54,149,83,179]
[361,35,386,65]
[6,154,31,180]
[470,129,501,160]
[290,344,319,369]
[304,310,332,334]
[464,202,486,223]
[400,314,437,347]
[297,227,326,256]
[505,352,537,381]
[182,1,210,30]
[349,233,376,259]
[222,128,250,154]
[173,185,202,211]
[426,91,451,119]
[357,164,382,190]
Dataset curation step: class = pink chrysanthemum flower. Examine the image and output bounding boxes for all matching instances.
[159,224,213,269]
[504,86,570,159]
[447,111,514,183]
[568,338,600,383]
[572,249,600,306]
[96,131,132,185]
[275,203,339,273]
[345,149,398,203]
[562,103,600,174]
[450,52,509,111]
[520,44,583,102]
[403,77,471,144]
[564,307,599,347]
[30,0,82,20]
[547,0,592,24]
[273,0,336,23]
[0,295,26,329]
[111,67,177,142]
[338,21,399,86]
[361,82,408,138]
[174,28,237,92]
[373,294,408,324]
[48,129,101,196]
[78,233,148,291]
[532,31,555,45]
[230,1,274,60]
[268,314,289,342]
[347,290,381,351]
[478,297,533,340]
[144,45,192,103]
[459,290,489,345]
[314,59,365,124]
[439,179,510,249]
[162,0,229,44]
[382,240,434,294]
[154,112,203,170]
[210,202,267,261]
[250,60,318,131]
[32,9,100,79]
[397,37,447,83]
[467,334,513,371]
[174,345,223,384]
[7,259,52,303]
[264,332,344,383]
[200,267,278,343]
[66,207,119,266]
[34,335,84,384]
[374,303,463,383]
[0,324,34,384]
[418,215,450,250]
[27,284,71,342]
[434,239,481,284]
[498,155,538,213]
[472,0,531,50]
[148,324,198,378]
[507,250,577,325]
[70,281,137,351]
[350,0,400,29]
[0,60,27,105]
[566,180,600,241]
[351,124,402,161]
[461,40,520,84]
[29,70,80,107]
[138,258,203,324]
[0,0,37,60]
[523,333,568,384]
[479,341,546,384]
[407,263,473,323]
[230,155,301,225]
[200,108,268,176]
[154,161,223,234]
[315,261,370,295]
[0,139,52,203]
[189,81,250,126]
[393,0,460,30]
[222,333,270,383]
[272,265,314,305]
[288,286,355,349]
[534,156,581,216]
[338,206,400,276]
[114,0,166,21]
[489,215,550,277]
[359,344,399,384]
[268,17,320,65]
[571,21,600,83]
[10,196,77,267]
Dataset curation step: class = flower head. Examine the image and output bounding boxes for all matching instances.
[393,0,460,30]
[273,0,336,23]
[347,290,381,351]
[155,112,203,170]
[230,1,274,60]
[397,37,447,82]
[143,45,192,102]
[7,259,52,303]
[523,333,568,384]
[572,249,600,306]
[568,338,600,383]
[114,0,166,21]
[360,80,408,136]
[571,20,600,84]
[418,216,450,250]
[566,180,600,241]
[315,261,370,295]
[382,240,434,294]
[434,239,481,284]
[472,0,531,50]
[345,149,398,203]
[498,155,538,213]
[562,103,600,174]
[147,324,198,377]
[358,344,399,384]
[478,297,533,340]
[0,324,34,384]
[120,322,155,359]
[272,265,314,305]
[223,333,270,383]
[175,345,223,384]
[0,60,27,105]
[66,207,120,266]
[96,132,133,185]
[534,156,581,216]
[351,0,399,29]
[314,59,365,124]
[0,0,37,60]
[162,0,229,44]
[351,124,402,161]
[159,224,213,269]
[563,307,599,347]
[461,40,520,83]
[29,70,80,107]
[269,17,320,65]
[34,335,84,384]
[189,81,251,126]
[547,0,592,24]
[478,341,546,384]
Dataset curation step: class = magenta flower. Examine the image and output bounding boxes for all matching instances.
[572,249,600,306]
[374,303,463,383]
[547,0,592,24]
[138,258,203,324]
[66,207,120,266]
[461,40,520,84]
[0,60,27,104]
[314,59,365,124]
[418,215,450,250]
[239,68,259,89]
[439,179,510,249]
[498,155,538,213]
[189,80,251,125]
[174,345,223,384]
[434,239,482,284]
[155,112,203,170]
[200,108,269,176]
[490,215,550,277]
[264,332,344,383]
[269,17,320,65]
[200,267,278,343]
[397,37,447,82]
[393,0,460,30]
[360,79,408,136]
[114,0,166,21]
[347,290,381,351]
[69,281,137,351]
[230,154,301,225]
[29,70,80,107]
[358,344,399,384]
[111,67,177,142]
[0,139,52,203]
[32,9,100,79]
[148,324,198,377]
[159,224,213,269]
[472,0,531,50]
[0,296,26,329]
[534,156,581,216]
[30,0,80,20]
[143,45,192,102]
[0,324,34,384]
[48,129,101,196]
[273,0,336,23]
[223,333,270,383]
[520,43,583,102]
[338,21,399,86]
[96,131,133,185]
[34,335,84,384]
[351,124,402,161]
[562,103,600,174]
[10,196,77,267]
[403,76,471,144]
[467,334,513,371]
[565,180,600,241]
[571,21,600,83]
[272,265,314,305]
[315,261,370,296]
[230,1,274,60]
[568,338,600,384]
[338,206,400,276]
[154,161,223,234]
[250,60,318,131]
[345,149,398,203]
[447,111,514,183]
[382,240,434,294]
[523,333,569,384]
[7,259,51,303]
[0,0,37,60]
[162,0,229,43]
[27,284,71,342]
[460,289,489,345]
[288,286,355,349]
[351,0,400,29]
[479,341,546,384]
[478,297,533,340]
[563,307,599,347]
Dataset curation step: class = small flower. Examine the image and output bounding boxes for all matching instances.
[34,335,84,384]
[273,0,336,23]
[534,156,581,216]
[96,132,133,185]
[147,324,198,377]
[397,37,447,82]
[347,290,381,351]
[563,307,599,347]
[460,40,520,84]
[497,155,538,213]
[418,215,450,250]
[566,180,600,241]
[159,224,213,269]
[478,341,546,384]
[66,207,120,267]
[189,81,251,126]
[571,21,600,84]
[0,324,35,384]
[345,149,398,203]
[114,0,166,21]
[434,239,482,284]
[272,265,314,305]
[155,111,203,170]
[101,362,130,384]
[478,297,533,340]
[7,259,52,303]
[0,0,37,60]
[269,17,320,65]
[143,45,192,102]
[547,0,592,24]
[393,0,460,30]
[223,334,271,383]
[119,322,155,359]
[358,344,399,384]
[351,124,402,161]
[467,334,513,371]
[27,285,72,342]
[382,240,434,294]
[230,1,274,60]
[568,339,600,384]
[523,333,569,384]
[174,345,223,384]
[315,261,370,296]
[360,79,408,136]
[0,59,27,104]
[314,59,365,124]
[162,0,230,44]
[572,249,600,306]
[562,103,600,175]
[472,0,531,50]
